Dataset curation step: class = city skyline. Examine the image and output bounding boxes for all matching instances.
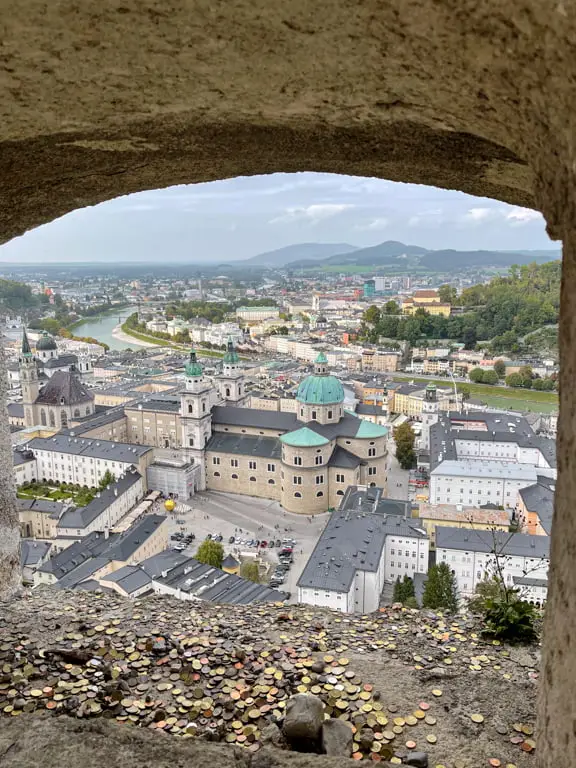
[0,172,552,264]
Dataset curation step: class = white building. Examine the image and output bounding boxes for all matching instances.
[236,306,280,323]
[430,460,537,508]
[20,435,153,487]
[297,486,428,613]
[436,526,549,604]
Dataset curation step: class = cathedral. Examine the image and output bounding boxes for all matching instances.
[19,332,388,515]
[20,329,95,429]
[125,340,389,514]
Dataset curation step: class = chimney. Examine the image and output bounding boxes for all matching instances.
[104,527,109,540]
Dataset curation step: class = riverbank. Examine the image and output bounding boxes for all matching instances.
[111,322,157,348]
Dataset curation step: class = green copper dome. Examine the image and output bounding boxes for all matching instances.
[315,351,328,364]
[36,330,57,351]
[223,337,239,364]
[280,427,330,448]
[296,373,344,405]
[185,350,203,377]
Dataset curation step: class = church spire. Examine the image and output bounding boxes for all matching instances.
[223,337,239,364]
[21,328,32,358]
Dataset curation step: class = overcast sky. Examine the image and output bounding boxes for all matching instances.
[0,172,553,264]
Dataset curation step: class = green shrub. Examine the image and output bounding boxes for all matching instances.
[483,596,538,644]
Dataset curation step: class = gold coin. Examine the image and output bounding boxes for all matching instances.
[470,713,485,724]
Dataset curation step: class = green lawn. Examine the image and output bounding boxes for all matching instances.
[391,375,558,413]
[17,483,98,506]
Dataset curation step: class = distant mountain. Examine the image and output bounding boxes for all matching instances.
[287,240,561,271]
[244,242,358,267]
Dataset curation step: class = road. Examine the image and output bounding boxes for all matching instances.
[385,441,410,501]
[164,491,329,601]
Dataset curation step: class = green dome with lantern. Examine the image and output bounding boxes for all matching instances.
[36,330,57,352]
[296,352,345,405]
[223,337,239,364]
[185,349,203,377]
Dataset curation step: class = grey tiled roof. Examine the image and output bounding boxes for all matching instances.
[297,486,426,593]
[436,526,550,558]
[328,445,363,469]
[27,434,152,462]
[206,432,281,459]
[17,498,65,516]
[57,469,142,530]
[20,539,51,567]
[7,403,24,418]
[519,480,554,535]
[35,371,94,406]
[153,557,287,605]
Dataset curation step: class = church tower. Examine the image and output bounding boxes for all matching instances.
[180,349,213,488]
[421,382,439,451]
[216,337,248,406]
[20,329,39,427]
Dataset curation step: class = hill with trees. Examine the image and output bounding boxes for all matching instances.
[361,260,560,353]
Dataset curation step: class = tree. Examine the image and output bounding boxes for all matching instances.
[458,383,471,401]
[422,563,459,612]
[493,359,506,378]
[469,367,485,383]
[393,422,416,470]
[518,365,533,380]
[195,540,224,569]
[462,328,477,350]
[482,369,499,385]
[393,575,416,604]
[99,469,116,489]
[438,284,458,304]
[384,300,400,315]
[506,372,524,388]
[363,305,381,325]
[240,561,260,583]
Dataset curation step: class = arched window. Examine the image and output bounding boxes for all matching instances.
[249,476,256,482]
[40,409,47,427]
[369,482,376,487]
[268,479,275,484]
[336,490,344,496]
[231,473,238,479]
[316,491,324,497]
[49,411,55,427]
[188,404,193,413]
[74,408,80,418]
[226,387,231,397]
[294,492,302,498]
[85,406,90,415]
[214,471,220,477]
[300,408,304,417]
[60,411,68,428]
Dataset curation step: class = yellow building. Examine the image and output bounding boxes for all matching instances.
[402,290,451,317]
[415,503,510,547]
[389,384,460,417]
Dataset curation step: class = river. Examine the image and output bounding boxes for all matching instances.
[73,309,139,351]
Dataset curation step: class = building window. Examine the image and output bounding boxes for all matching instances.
[231,473,238,479]
[300,408,304,417]
[293,476,302,485]
[311,410,317,420]
[328,410,333,419]
[249,476,256,482]
[40,409,47,426]
[202,402,206,412]
[315,455,323,465]
[213,457,220,465]
[294,492,302,498]
[315,475,324,484]
[336,490,344,496]
[267,463,275,472]
[231,458,238,467]
[368,448,376,457]
[336,473,345,483]
[188,404,193,414]
[249,461,257,469]
[268,479,275,484]
[294,456,302,466]
[368,466,377,476]
[316,491,324,497]
[391,548,395,555]
[391,562,394,568]
[213,471,220,477]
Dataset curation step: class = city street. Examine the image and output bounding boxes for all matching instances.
[163,491,330,601]
[385,440,410,501]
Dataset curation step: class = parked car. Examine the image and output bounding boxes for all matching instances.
[174,544,186,551]
[260,540,268,548]
[214,534,223,542]
[176,519,186,525]
[228,535,235,544]
[205,533,212,540]
[275,539,282,548]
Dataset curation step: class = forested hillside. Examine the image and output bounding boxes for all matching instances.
[361,261,560,353]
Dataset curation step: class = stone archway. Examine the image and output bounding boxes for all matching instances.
[1,3,576,766]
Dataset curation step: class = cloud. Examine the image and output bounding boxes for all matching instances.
[465,207,495,222]
[356,217,389,231]
[505,207,543,225]
[270,203,355,224]
[408,209,445,228]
